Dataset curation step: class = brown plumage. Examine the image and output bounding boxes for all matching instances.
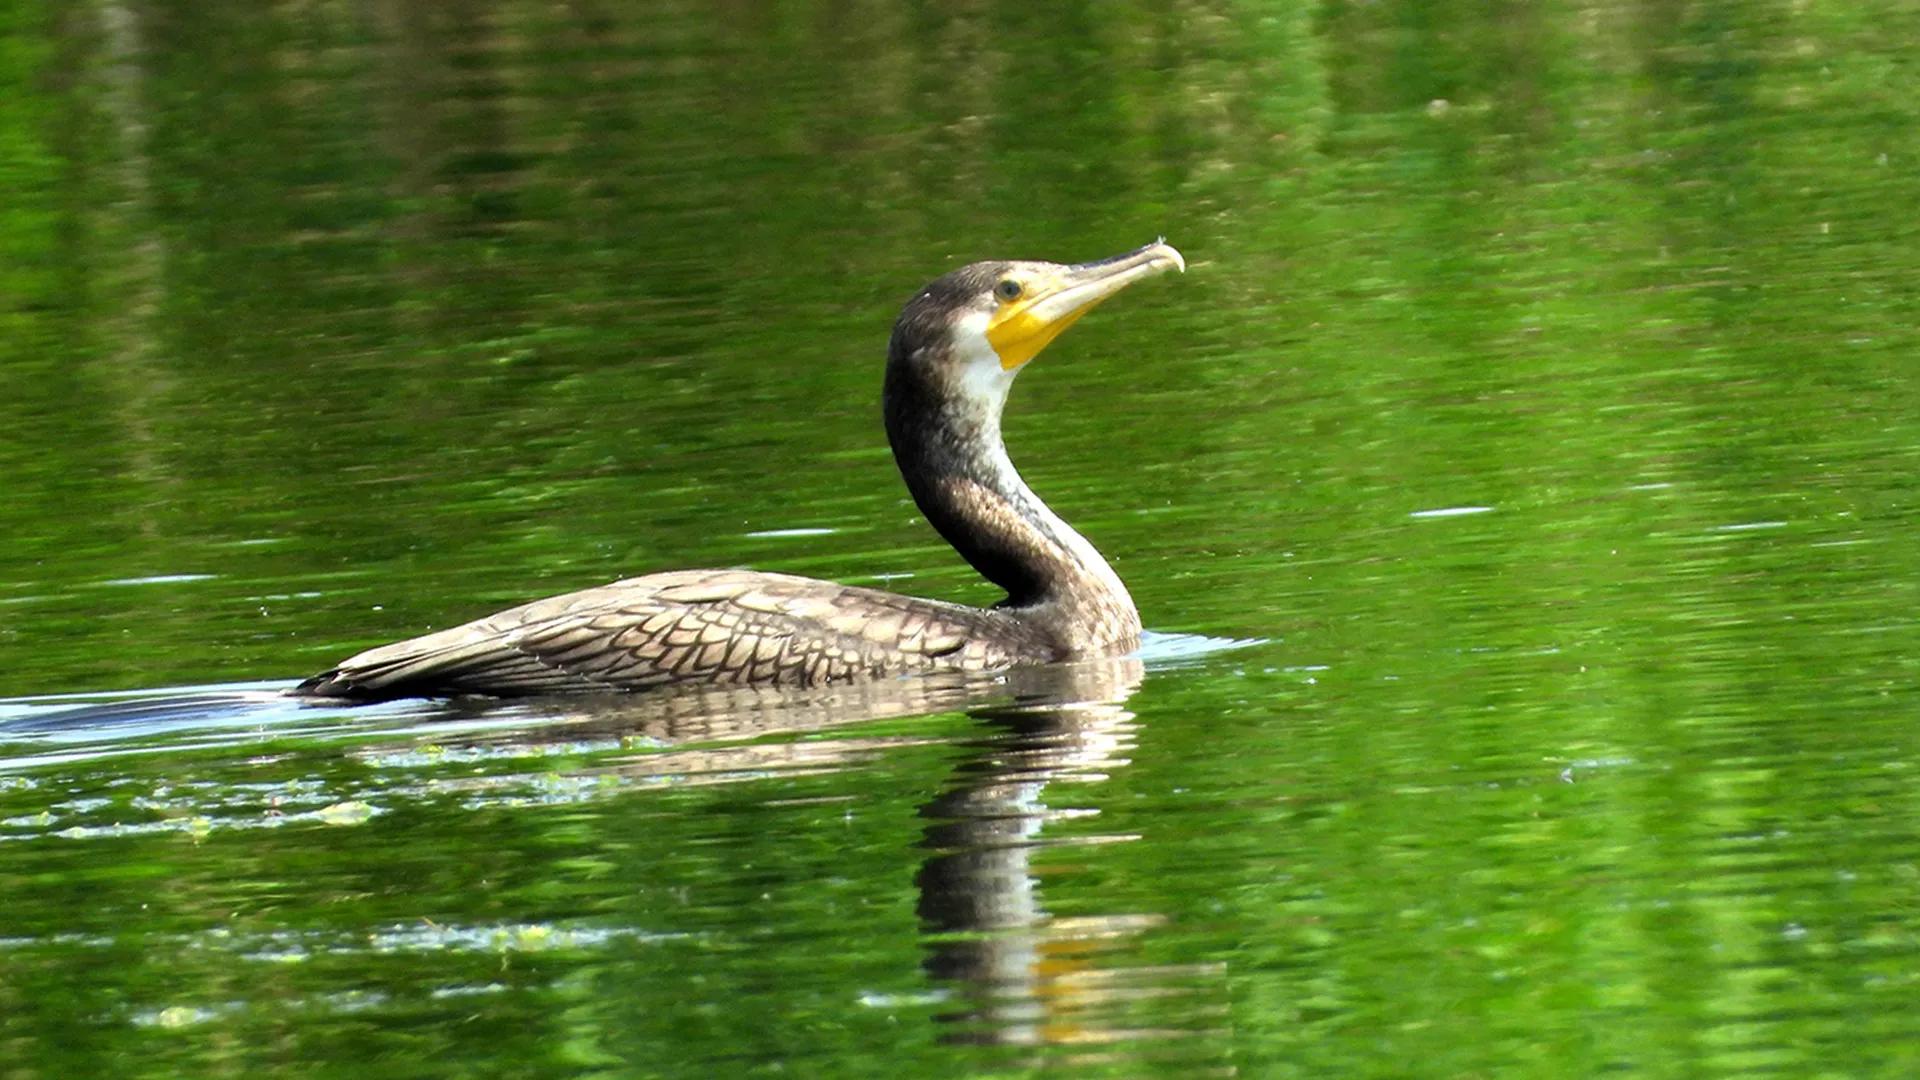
[294,241,1184,701]
[295,571,1045,698]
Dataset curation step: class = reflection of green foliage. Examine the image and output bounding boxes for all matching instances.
[3,5,1920,1071]
[0,0,59,333]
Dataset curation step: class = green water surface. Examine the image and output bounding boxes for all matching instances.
[3,1,1919,1076]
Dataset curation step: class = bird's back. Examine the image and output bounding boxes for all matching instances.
[293,569,1053,701]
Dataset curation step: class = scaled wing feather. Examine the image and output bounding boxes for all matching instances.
[296,570,1049,699]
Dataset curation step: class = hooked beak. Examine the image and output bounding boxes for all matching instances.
[986,239,1186,371]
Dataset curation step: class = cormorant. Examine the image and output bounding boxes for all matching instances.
[295,240,1184,700]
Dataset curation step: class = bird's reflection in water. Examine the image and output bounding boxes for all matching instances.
[381,659,1218,1051]
[446,671,1025,783]
[917,658,1215,1051]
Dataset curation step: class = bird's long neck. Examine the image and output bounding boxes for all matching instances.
[884,361,1140,656]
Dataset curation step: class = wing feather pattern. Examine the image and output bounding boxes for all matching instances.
[294,570,1051,700]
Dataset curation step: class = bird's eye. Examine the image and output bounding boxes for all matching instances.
[994,279,1023,301]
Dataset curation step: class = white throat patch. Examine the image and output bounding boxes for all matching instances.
[950,309,1018,412]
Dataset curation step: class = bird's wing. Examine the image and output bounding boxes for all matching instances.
[294,569,1048,700]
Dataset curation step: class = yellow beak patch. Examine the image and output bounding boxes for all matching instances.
[985,303,1094,371]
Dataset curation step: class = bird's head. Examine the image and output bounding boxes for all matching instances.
[887,239,1186,409]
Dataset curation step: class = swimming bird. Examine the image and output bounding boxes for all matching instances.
[294,240,1184,700]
